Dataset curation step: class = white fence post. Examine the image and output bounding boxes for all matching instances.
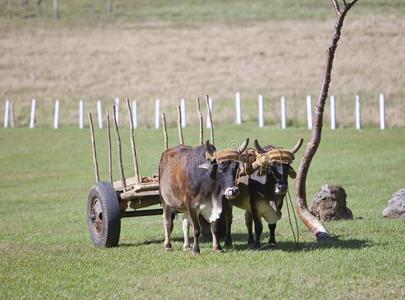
[258,95,264,128]
[79,100,84,129]
[4,100,9,128]
[235,92,242,125]
[280,96,286,129]
[379,94,385,130]
[97,100,103,129]
[114,97,120,126]
[180,98,186,128]
[206,97,213,129]
[29,99,36,129]
[9,101,14,128]
[330,95,336,130]
[54,99,59,129]
[155,99,160,129]
[132,100,137,128]
[355,95,361,130]
[306,95,312,130]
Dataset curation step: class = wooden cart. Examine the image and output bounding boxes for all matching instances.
[87,97,212,247]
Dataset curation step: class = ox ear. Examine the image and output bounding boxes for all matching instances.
[198,163,211,170]
[288,166,297,179]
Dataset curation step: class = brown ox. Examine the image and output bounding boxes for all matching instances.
[159,139,249,255]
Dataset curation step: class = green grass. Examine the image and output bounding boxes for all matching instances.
[1,0,404,23]
[1,125,405,298]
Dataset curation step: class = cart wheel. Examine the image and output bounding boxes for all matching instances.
[87,182,121,247]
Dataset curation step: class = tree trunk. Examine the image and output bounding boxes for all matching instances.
[295,0,358,241]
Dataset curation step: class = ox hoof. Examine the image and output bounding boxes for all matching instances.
[248,242,260,251]
[268,243,276,250]
[164,244,172,252]
[213,247,224,253]
[224,243,233,250]
[192,250,200,256]
[183,245,191,252]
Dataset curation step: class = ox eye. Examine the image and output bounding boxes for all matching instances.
[219,163,228,172]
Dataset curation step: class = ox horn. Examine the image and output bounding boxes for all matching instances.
[290,138,304,154]
[253,139,265,154]
[238,138,249,153]
[205,139,215,161]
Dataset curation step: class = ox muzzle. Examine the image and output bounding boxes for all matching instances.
[224,186,240,200]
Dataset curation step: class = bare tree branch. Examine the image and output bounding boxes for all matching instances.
[295,0,359,241]
[331,0,341,14]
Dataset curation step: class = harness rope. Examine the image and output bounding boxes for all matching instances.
[286,189,300,247]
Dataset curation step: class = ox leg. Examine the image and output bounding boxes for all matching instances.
[268,223,277,249]
[248,188,263,250]
[223,200,233,249]
[187,207,201,255]
[182,215,191,251]
[163,203,174,251]
[211,219,223,253]
[253,217,263,250]
[247,209,263,249]
[245,211,255,248]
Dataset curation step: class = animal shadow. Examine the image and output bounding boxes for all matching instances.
[223,233,372,252]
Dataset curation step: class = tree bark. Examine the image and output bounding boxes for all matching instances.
[295,0,358,241]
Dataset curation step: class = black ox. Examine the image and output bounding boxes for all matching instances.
[222,138,303,250]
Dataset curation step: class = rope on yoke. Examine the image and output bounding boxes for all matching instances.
[286,189,300,247]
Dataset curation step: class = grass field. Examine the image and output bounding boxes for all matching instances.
[1,125,404,298]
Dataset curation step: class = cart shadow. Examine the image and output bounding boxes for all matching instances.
[119,236,185,248]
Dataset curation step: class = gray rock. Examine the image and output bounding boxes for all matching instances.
[383,189,405,218]
[310,184,353,222]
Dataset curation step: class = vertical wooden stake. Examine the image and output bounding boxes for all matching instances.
[4,100,9,128]
[379,94,385,130]
[79,100,84,129]
[113,105,126,188]
[355,95,361,130]
[162,113,169,150]
[53,0,59,20]
[97,100,103,129]
[54,99,59,129]
[306,95,313,130]
[107,0,112,13]
[155,99,160,129]
[126,98,141,184]
[196,97,203,145]
[88,113,100,183]
[180,98,186,128]
[106,109,113,184]
[29,99,36,129]
[10,101,14,128]
[206,95,214,145]
[258,95,264,128]
[280,96,286,129]
[132,100,137,128]
[114,97,120,126]
[330,95,336,130]
[177,105,184,144]
[235,92,242,125]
